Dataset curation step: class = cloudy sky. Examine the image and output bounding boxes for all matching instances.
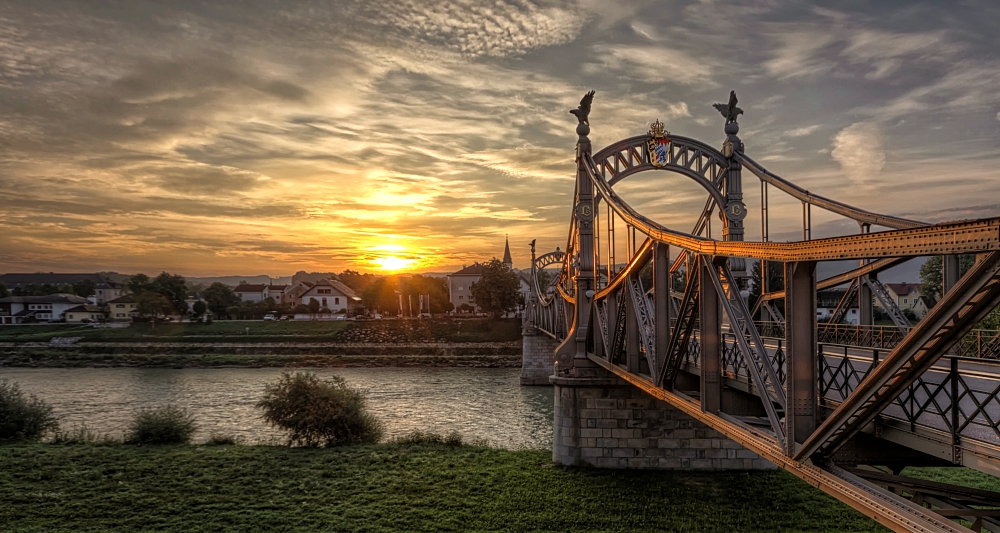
[2,1,999,277]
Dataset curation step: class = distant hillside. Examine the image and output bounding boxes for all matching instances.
[185,275,293,287]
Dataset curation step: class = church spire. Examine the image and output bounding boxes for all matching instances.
[502,234,513,268]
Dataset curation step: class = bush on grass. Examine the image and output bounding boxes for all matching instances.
[257,371,383,447]
[0,379,58,443]
[124,406,197,445]
[392,431,465,446]
[51,423,118,445]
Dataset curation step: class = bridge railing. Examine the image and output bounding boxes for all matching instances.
[679,333,1000,449]
[753,320,1000,359]
[819,343,1000,448]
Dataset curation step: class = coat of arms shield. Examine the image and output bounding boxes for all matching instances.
[646,119,670,167]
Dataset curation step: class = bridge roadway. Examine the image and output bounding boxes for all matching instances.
[669,332,1000,476]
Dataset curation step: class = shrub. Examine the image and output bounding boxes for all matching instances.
[124,406,197,445]
[205,433,240,446]
[391,431,488,447]
[52,423,118,445]
[0,379,58,443]
[257,372,383,447]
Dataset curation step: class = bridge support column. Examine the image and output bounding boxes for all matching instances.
[785,261,818,456]
[654,243,671,374]
[551,371,773,469]
[521,323,559,386]
[700,257,722,414]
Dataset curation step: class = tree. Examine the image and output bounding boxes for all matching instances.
[128,273,152,295]
[401,275,453,314]
[135,292,173,318]
[152,272,188,315]
[128,272,188,315]
[0,281,7,299]
[204,282,241,319]
[339,269,377,292]
[72,279,96,298]
[192,301,207,318]
[920,255,976,304]
[361,277,401,313]
[469,258,520,319]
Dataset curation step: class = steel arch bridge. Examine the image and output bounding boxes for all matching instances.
[523,92,1000,532]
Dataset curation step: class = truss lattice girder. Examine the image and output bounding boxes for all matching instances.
[864,275,912,329]
[657,271,699,388]
[586,154,1000,261]
[796,251,1000,462]
[701,257,787,447]
[760,256,910,302]
[625,273,657,377]
[823,279,860,331]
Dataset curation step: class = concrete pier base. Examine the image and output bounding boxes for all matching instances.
[551,369,774,470]
[521,326,559,385]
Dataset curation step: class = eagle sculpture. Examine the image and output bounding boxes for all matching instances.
[712,90,743,124]
[570,90,596,125]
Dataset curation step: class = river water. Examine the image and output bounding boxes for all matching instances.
[2,367,554,449]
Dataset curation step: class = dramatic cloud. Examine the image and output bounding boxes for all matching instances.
[831,122,885,187]
[0,0,998,276]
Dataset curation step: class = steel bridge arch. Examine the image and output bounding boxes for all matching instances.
[590,134,730,220]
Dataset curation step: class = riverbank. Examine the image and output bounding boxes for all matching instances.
[0,319,524,368]
[0,348,522,368]
[0,443,887,532]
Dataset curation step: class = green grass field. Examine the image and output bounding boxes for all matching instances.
[0,319,522,344]
[0,443,889,532]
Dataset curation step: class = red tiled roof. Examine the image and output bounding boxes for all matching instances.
[451,263,482,276]
[885,282,920,296]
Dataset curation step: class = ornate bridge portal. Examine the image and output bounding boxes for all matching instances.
[522,91,1000,532]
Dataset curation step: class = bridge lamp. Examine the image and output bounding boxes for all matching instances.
[585,290,595,300]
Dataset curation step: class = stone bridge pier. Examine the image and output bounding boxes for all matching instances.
[520,321,558,385]
[551,368,774,470]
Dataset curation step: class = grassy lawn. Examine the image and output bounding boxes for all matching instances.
[0,319,522,344]
[0,443,887,532]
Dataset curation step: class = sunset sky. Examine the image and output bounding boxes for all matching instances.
[2,1,999,277]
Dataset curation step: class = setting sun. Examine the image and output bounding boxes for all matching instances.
[374,255,416,272]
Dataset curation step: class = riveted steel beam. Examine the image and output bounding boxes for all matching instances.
[796,251,1000,462]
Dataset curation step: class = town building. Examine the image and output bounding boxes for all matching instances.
[107,294,140,322]
[816,289,860,325]
[448,263,483,313]
[880,282,928,318]
[297,278,361,314]
[0,294,92,324]
[64,304,107,323]
[0,273,124,304]
[446,237,517,314]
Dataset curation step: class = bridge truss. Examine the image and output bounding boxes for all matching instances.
[525,94,1000,532]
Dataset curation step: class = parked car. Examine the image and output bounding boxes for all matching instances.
[334,315,346,321]
[279,315,290,321]
[373,314,383,320]
[263,314,275,321]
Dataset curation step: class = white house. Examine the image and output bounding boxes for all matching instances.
[0,294,91,324]
[298,278,361,314]
[816,289,860,325]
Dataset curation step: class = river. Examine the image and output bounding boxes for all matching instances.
[2,367,554,449]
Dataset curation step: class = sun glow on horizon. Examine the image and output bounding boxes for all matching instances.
[373,255,416,272]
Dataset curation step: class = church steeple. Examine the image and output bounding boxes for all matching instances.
[502,234,513,268]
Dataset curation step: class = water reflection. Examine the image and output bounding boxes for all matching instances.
[3,367,554,449]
